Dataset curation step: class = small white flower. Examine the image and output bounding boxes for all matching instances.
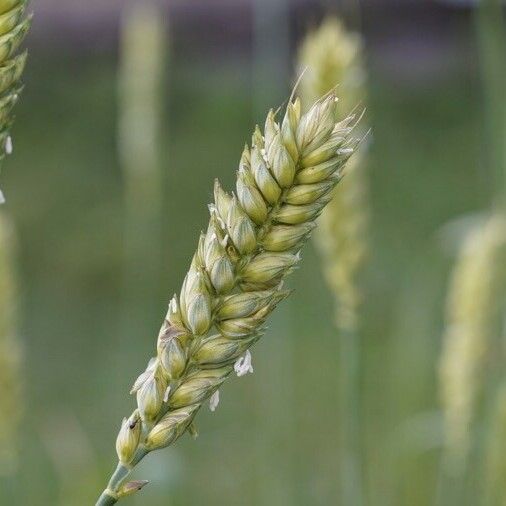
[0,189,4,205]
[5,136,12,155]
[234,350,253,377]
[209,390,220,412]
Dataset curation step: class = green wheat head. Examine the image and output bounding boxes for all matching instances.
[96,93,361,504]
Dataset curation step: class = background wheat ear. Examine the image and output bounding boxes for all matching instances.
[297,16,369,506]
[299,17,369,331]
[95,92,362,505]
[439,215,506,477]
[436,0,506,503]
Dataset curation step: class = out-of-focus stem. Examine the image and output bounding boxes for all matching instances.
[118,0,166,344]
[476,0,506,209]
[339,323,364,506]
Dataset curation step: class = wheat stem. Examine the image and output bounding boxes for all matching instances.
[476,0,506,209]
[339,324,364,505]
[96,92,361,503]
[117,0,166,356]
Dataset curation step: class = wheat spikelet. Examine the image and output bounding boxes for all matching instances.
[95,93,361,504]
[0,0,30,180]
[0,214,21,475]
[298,17,368,330]
[439,214,506,472]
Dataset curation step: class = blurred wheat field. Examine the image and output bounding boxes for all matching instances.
[0,1,497,505]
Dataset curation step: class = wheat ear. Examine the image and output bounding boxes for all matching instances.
[299,17,368,330]
[95,93,360,504]
[439,215,506,473]
[298,17,368,505]
[0,0,31,189]
[0,214,21,475]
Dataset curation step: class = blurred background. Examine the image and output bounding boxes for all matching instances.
[0,0,498,504]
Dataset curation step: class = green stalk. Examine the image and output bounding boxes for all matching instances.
[117,0,166,360]
[96,448,149,505]
[339,324,364,506]
[476,0,506,209]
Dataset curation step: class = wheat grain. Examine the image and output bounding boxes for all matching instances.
[439,214,506,472]
[95,93,360,504]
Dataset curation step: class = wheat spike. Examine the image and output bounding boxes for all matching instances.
[0,214,21,475]
[298,17,368,330]
[439,214,506,472]
[95,93,361,504]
